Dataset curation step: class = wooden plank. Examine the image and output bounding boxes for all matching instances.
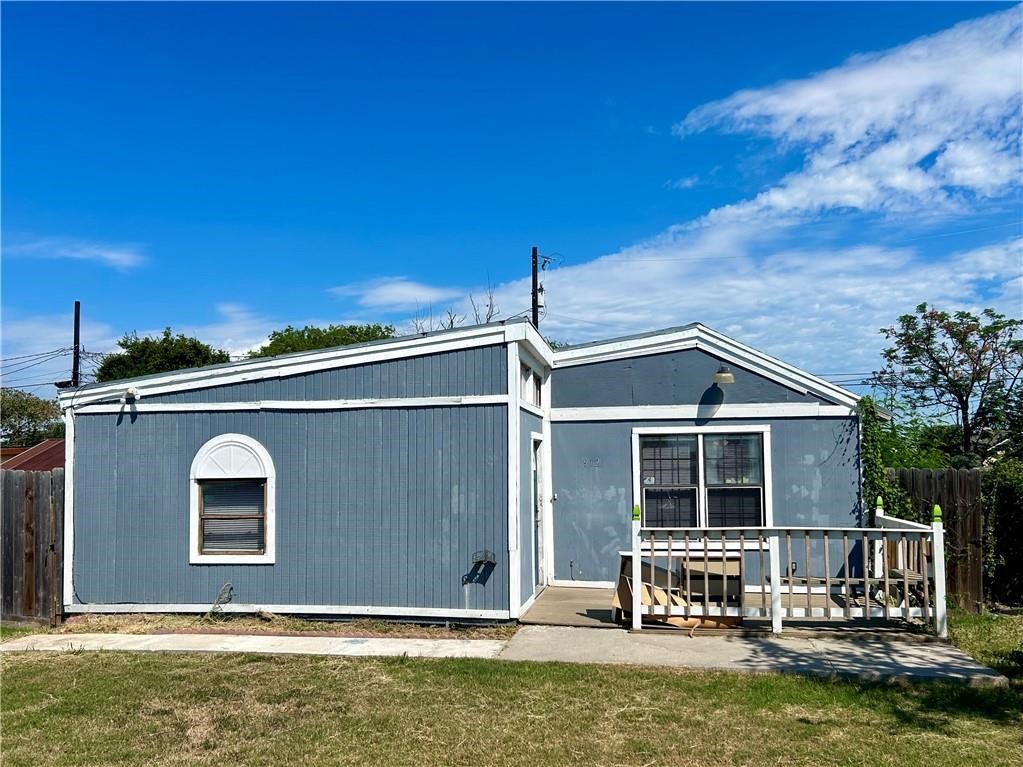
[1,471,14,617]
[823,531,831,620]
[804,532,812,613]
[22,472,36,617]
[52,468,64,622]
[34,472,50,619]
[842,532,851,620]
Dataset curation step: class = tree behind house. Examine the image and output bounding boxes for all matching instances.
[871,303,1022,465]
[0,388,64,446]
[248,324,395,358]
[95,329,231,382]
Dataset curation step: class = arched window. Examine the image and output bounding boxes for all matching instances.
[189,434,276,564]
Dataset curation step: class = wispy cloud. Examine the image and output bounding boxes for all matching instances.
[677,5,1022,226]
[3,235,146,270]
[330,276,464,311]
[665,176,699,190]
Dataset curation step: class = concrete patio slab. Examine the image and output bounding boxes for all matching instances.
[497,625,1009,687]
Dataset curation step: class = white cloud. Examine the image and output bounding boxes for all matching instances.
[677,5,1022,225]
[330,276,464,311]
[665,176,699,190]
[3,236,145,269]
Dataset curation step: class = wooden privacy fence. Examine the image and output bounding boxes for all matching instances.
[886,468,982,612]
[1,469,64,625]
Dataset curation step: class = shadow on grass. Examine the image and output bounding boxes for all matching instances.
[728,634,1023,733]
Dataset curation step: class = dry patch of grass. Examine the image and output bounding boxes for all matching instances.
[2,652,1021,767]
[57,612,517,640]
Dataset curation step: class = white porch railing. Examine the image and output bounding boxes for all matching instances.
[628,504,947,637]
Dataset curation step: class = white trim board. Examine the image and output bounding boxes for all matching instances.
[64,603,511,620]
[550,579,617,589]
[552,404,855,421]
[62,408,75,607]
[507,342,522,618]
[189,433,277,565]
[60,325,511,407]
[519,402,545,419]
[631,425,775,530]
[77,395,509,415]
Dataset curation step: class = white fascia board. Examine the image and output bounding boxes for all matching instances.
[63,602,511,620]
[60,325,510,408]
[552,404,856,421]
[75,395,509,415]
[505,322,556,368]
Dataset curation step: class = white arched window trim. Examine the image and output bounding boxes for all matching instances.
[189,433,276,565]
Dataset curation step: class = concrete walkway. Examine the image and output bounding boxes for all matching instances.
[501,626,1008,686]
[0,632,505,659]
[1,627,1007,687]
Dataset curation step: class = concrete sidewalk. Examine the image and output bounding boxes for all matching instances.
[1,627,1008,687]
[0,632,505,659]
[500,626,1009,687]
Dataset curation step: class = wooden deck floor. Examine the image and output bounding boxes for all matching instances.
[521,586,933,639]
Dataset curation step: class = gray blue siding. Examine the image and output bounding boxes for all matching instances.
[551,417,860,582]
[519,409,543,605]
[552,348,835,408]
[144,345,507,403]
[72,406,509,612]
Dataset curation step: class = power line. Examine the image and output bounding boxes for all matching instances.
[0,348,68,363]
[1,350,70,377]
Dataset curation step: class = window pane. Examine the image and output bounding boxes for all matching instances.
[643,488,698,527]
[200,479,265,552]
[202,516,266,552]
[704,434,762,485]
[640,436,697,487]
[707,488,762,526]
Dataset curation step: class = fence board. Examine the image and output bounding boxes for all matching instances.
[886,467,983,612]
[1,469,64,623]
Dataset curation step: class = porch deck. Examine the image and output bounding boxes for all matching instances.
[521,586,932,639]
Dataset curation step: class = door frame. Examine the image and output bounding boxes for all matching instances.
[529,431,545,592]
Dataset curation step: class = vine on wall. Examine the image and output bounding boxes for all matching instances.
[858,396,912,522]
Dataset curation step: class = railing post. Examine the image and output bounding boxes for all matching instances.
[631,505,642,631]
[768,529,783,633]
[931,504,947,638]
[873,496,885,578]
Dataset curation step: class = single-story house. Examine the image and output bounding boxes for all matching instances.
[58,319,864,621]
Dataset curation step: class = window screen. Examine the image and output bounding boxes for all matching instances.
[707,487,762,527]
[640,436,698,527]
[199,479,266,553]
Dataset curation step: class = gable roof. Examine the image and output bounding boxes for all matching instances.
[550,323,860,408]
[57,319,860,411]
[59,319,549,408]
[1,438,65,471]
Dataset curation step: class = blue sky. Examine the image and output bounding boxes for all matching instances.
[2,2,1021,394]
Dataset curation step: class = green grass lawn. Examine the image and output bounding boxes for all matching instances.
[2,610,1021,766]
[2,651,1022,767]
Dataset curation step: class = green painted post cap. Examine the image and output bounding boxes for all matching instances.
[875,496,884,511]
[632,505,641,521]
[932,504,942,522]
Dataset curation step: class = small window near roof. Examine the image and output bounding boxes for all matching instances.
[520,363,542,406]
[189,434,276,564]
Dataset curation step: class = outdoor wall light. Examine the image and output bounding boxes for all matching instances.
[713,365,735,385]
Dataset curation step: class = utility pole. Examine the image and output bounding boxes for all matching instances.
[71,300,81,387]
[530,246,540,329]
